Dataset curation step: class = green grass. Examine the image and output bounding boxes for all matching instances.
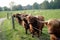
[0,9,60,19]
[0,11,7,18]
[0,9,60,40]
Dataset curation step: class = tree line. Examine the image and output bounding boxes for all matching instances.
[0,0,60,11]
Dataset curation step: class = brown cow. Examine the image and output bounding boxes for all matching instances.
[13,13,29,34]
[36,15,44,34]
[25,15,44,37]
[13,13,23,25]
[45,19,60,40]
[20,14,30,34]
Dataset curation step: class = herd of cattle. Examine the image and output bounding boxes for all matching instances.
[12,13,60,40]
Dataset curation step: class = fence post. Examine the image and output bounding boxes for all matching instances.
[7,13,9,19]
[11,13,15,30]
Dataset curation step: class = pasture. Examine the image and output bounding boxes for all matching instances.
[0,9,60,40]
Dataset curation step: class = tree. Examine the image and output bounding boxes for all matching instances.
[40,0,50,9]
[3,6,11,11]
[0,7,3,11]
[12,5,23,11]
[26,5,32,10]
[32,2,40,9]
[12,5,17,11]
[50,0,54,9]
[16,5,23,10]
[54,0,60,9]
[9,1,15,10]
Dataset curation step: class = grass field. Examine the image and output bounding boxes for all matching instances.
[0,9,60,40]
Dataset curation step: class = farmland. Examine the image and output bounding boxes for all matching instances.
[0,9,60,40]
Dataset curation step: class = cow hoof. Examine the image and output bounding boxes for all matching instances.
[32,35,34,38]
[37,36,40,38]
[26,33,27,34]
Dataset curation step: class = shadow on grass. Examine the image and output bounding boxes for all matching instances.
[39,33,50,40]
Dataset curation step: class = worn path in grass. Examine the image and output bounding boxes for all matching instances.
[0,18,6,32]
[0,18,6,40]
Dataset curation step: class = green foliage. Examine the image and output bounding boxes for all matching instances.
[54,0,60,9]
[32,2,40,9]
[0,11,7,18]
[16,5,23,10]
[12,5,17,11]
[12,5,23,11]
[0,7,3,11]
[49,0,54,9]
[25,5,32,10]
[40,0,50,9]
[3,6,11,11]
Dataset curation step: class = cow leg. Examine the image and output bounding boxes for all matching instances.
[40,27,42,34]
[41,24,44,34]
[50,34,57,40]
[32,31,35,37]
[26,29,27,34]
[30,30,35,37]
[37,31,40,38]
[25,28,28,34]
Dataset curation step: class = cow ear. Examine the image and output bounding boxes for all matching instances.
[12,14,16,17]
[45,22,48,25]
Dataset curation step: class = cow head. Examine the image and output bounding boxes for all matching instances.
[12,13,22,18]
[45,19,60,34]
[20,14,28,20]
[44,19,60,40]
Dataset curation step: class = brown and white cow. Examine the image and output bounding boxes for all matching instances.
[44,19,60,40]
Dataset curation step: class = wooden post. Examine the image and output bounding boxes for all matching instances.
[11,13,15,29]
[7,13,9,19]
